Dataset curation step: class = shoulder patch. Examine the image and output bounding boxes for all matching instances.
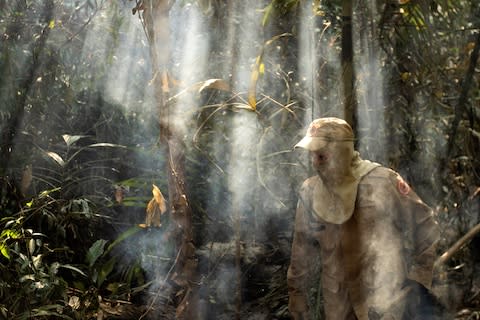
[396,176,411,195]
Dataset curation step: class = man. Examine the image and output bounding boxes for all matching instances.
[287,118,440,320]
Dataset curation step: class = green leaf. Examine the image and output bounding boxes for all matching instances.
[59,264,87,277]
[262,2,274,27]
[19,274,35,282]
[28,238,35,255]
[67,143,127,163]
[62,134,87,147]
[45,151,65,167]
[97,257,116,287]
[88,143,127,148]
[0,243,10,260]
[1,229,20,239]
[105,225,142,256]
[106,282,121,294]
[32,254,42,269]
[39,187,61,198]
[31,305,73,319]
[32,232,47,237]
[86,239,107,268]
[73,281,86,291]
[115,177,149,188]
[1,216,15,223]
[117,197,149,207]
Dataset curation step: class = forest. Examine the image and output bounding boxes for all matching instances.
[0,0,479,319]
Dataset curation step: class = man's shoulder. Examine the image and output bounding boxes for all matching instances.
[360,166,417,199]
[357,166,404,199]
[301,175,321,188]
[361,166,399,183]
[299,176,321,196]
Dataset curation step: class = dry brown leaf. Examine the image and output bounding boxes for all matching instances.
[145,184,167,227]
[114,186,124,204]
[247,33,290,110]
[145,198,162,227]
[247,56,262,110]
[197,78,230,93]
[152,184,167,213]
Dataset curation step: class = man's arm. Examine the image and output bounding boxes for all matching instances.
[392,173,439,290]
[406,196,439,290]
[287,194,318,319]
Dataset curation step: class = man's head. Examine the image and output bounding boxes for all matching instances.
[295,117,355,183]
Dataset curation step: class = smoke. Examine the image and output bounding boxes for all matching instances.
[353,2,387,163]
[104,14,152,111]
[229,112,258,206]
[170,2,210,138]
[4,0,457,318]
[298,2,342,121]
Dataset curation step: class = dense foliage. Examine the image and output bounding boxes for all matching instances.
[0,0,479,319]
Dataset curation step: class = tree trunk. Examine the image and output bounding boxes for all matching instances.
[142,1,198,318]
[447,20,480,155]
[341,0,357,132]
[0,0,54,174]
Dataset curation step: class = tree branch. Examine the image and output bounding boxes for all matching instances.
[435,222,480,269]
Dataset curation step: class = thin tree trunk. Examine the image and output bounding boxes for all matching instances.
[142,1,198,318]
[447,30,480,155]
[341,0,357,133]
[234,208,242,320]
[227,2,243,318]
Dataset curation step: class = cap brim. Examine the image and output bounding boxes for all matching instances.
[294,136,328,151]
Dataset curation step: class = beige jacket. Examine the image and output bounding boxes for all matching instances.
[287,167,439,320]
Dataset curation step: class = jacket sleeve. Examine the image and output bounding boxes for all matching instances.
[392,173,439,290]
[287,191,318,314]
